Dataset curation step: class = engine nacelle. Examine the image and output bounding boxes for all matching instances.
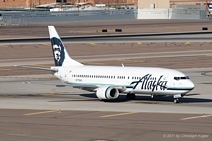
[96,87,119,100]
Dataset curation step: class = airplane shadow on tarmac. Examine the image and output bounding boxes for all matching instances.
[1,92,211,104]
[76,93,212,103]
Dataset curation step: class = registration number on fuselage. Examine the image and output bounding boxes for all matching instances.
[75,79,82,82]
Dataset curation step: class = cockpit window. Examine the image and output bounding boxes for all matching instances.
[174,77,179,80]
[174,76,189,80]
[181,77,187,79]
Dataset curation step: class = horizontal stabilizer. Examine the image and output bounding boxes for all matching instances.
[14,65,58,72]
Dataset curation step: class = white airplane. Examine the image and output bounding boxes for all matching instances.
[19,26,195,103]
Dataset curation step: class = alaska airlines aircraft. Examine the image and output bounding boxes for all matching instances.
[19,26,195,103]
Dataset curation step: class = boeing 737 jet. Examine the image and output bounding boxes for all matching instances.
[19,26,195,103]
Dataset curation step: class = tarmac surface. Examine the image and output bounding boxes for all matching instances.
[0,109,211,141]
[0,19,212,141]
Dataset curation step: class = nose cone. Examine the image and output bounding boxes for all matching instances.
[188,80,195,91]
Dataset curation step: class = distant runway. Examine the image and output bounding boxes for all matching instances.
[1,34,212,45]
[1,49,212,67]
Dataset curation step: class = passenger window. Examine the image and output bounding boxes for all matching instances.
[174,76,189,80]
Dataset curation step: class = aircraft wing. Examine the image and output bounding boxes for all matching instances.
[73,84,127,92]
[24,81,126,92]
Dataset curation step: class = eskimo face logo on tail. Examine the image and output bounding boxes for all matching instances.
[130,74,168,92]
[51,38,65,66]
[53,44,61,64]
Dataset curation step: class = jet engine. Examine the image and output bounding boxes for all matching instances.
[96,87,119,100]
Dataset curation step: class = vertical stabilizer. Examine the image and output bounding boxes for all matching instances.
[48,26,83,66]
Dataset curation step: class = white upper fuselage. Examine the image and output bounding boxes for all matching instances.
[52,65,195,96]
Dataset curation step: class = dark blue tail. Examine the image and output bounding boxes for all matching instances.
[48,26,83,67]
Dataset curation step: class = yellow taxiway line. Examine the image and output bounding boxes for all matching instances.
[89,42,96,46]
[0,45,8,47]
[185,42,190,45]
[0,96,12,99]
[30,64,52,67]
[41,93,57,97]
[0,68,11,71]
[24,110,60,116]
[41,44,51,46]
[118,59,143,63]
[100,112,137,118]
[83,62,104,65]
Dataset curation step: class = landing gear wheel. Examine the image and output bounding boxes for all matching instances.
[131,94,136,100]
[126,94,131,100]
[174,98,180,104]
[126,93,136,100]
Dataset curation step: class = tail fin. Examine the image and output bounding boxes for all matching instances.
[48,26,83,67]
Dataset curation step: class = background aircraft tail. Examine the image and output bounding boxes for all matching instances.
[48,26,83,67]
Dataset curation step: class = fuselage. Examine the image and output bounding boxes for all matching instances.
[52,65,195,96]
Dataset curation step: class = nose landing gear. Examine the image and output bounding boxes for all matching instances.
[173,94,182,104]
[174,98,180,103]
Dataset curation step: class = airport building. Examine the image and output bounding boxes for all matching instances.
[137,0,208,9]
[0,0,209,8]
[137,0,209,19]
[0,0,55,8]
[0,0,135,8]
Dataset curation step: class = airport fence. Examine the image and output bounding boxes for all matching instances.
[137,8,207,19]
[0,10,137,25]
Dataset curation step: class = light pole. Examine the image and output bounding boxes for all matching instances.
[78,0,79,11]
[108,0,109,10]
[30,0,32,11]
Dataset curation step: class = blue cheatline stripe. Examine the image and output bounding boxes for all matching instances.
[67,82,134,87]
[167,88,194,90]
[67,81,194,91]
[167,86,194,90]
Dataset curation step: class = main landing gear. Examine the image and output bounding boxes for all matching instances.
[126,93,136,100]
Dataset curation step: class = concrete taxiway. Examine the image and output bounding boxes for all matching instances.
[0,67,212,113]
[0,109,211,141]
